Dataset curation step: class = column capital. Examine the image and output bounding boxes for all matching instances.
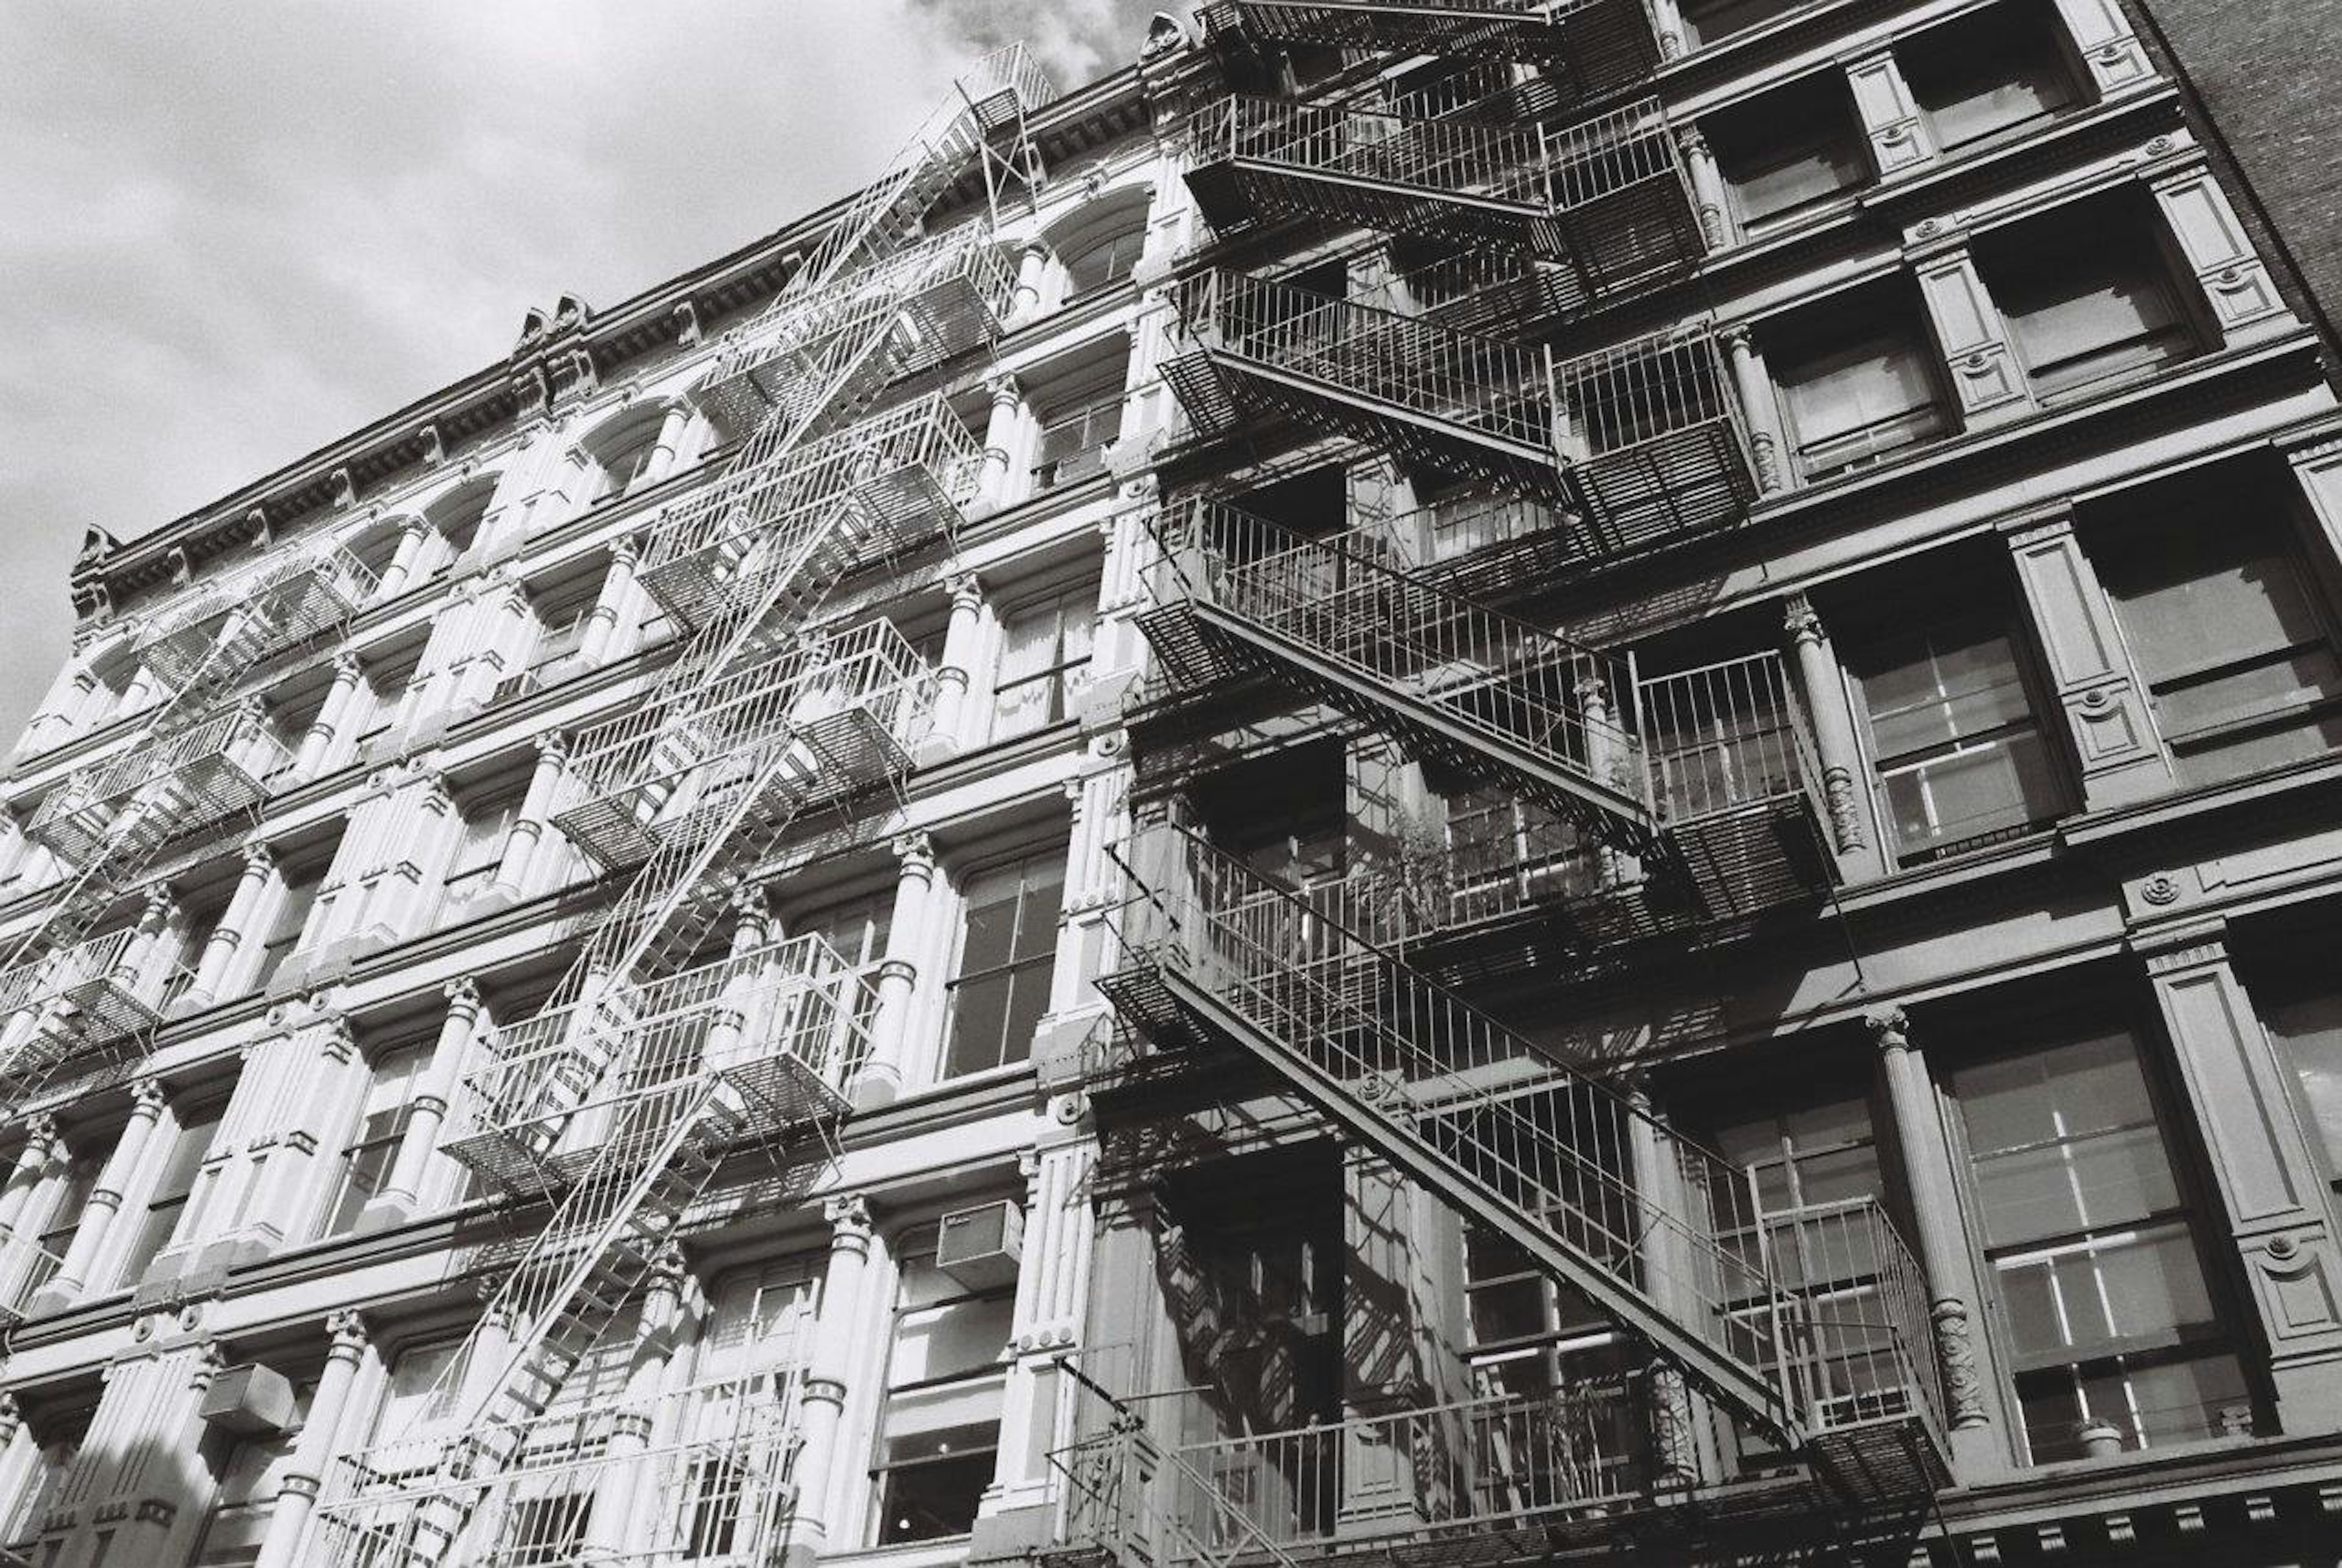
[1865,1006,1913,1054]
[1783,592,1825,648]
[443,975,484,1020]
[1676,124,1711,159]
[18,1115,60,1165]
[1717,321,1755,355]
[140,883,181,926]
[129,1078,170,1117]
[534,728,571,767]
[893,832,939,879]
[326,1308,371,1358]
[986,373,1023,409]
[824,1194,875,1250]
[330,650,367,683]
[2134,915,2231,972]
[0,1391,20,1445]
[1020,238,1053,264]
[946,572,986,612]
[607,535,639,570]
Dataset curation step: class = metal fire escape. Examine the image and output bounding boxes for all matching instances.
[0,546,377,1119]
[313,44,1050,1568]
[1203,0,1664,102]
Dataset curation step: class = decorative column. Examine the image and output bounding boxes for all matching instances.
[1676,127,1729,251]
[23,668,99,756]
[1647,0,1684,57]
[252,1310,370,1568]
[850,835,940,1109]
[1010,242,1053,325]
[359,979,484,1233]
[1868,1009,2004,1478]
[578,539,642,666]
[179,847,278,1015]
[32,1081,165,1312]
[0,1392,38,1549]
[1782,596,1881,879]
[485,732,572,906]
[2137,920,2342,1434]
[787,1197,876,1561]
[1846,50,1935,177]
[1717,326,1785,493]
[2049,0,2154,96]
[582,1246,686,1558]
[1621,1077,1711,1491]
[0,1119,61,1264]
[2147,143,2296,346]
[919,575,988,764]
[976,377,1027,513]
[371,518,435,603]
[292,653,368,782]
[1578,676,1641,889]
[642,399,698,486]
[1908,230,2034,429]
[237,1011,363,1259]
[2002,512,2169,807]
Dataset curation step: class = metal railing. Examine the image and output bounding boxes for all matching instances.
[551,621,934,872]
[1176,270,1564,461]
[1191,95,1551,210]
[137,542,380,689]
[1553,325,1740,466]
[326,1369,804,1567]
[25,705,290,867]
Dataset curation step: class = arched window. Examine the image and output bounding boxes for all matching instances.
[1047,190,1150,305]
[581,414,667,508]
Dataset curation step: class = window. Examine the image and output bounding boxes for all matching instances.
[942,852,1064,1078]
[116,1101,221,1286]
[872,1226,1014,1544]
[2257,979,2342,1187]
[990,588,1094,742]
[252,859,326,993]
[442,786,522,915]
[1031,396,1123,490]
[796,892,893,1075]
[24,1153,94,1304]
[1708,75,1868,234]
[584,421,663,507]
[1063,227,1144,298]
[1774,314,1950,481]
[1680,0,1805,49]
[1957,1028,2251,1460]
[2096,505,2342,786]
[516,569,604,696]
[1900,5,2080,156]
[1847,611,2064,864]
[676,1260,818,1556]
[1438,782,1597,924]
[326,1042,429,1234]
[1983,201,2199,402]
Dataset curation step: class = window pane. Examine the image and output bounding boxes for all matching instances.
[944,974,1011,1078]
[2268,988,2342,1175]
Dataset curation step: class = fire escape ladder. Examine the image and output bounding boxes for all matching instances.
[1164,271,1576,504]
[315,46,1050,1568]
[1140,499,1656,853]
[1211,0,1661,100]
[0,548,370,1117]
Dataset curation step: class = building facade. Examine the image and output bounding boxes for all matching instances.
[1,2,2341,1566]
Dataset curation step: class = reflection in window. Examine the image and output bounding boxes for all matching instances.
[943,852,1065,1078]
[2258,983,2342,1186]
[2097,507,2342,786]
[872,1228,1014,1543]
[1064,226,1144,298]
[1849,614,2064,864]
[1955,1029,2250,1460]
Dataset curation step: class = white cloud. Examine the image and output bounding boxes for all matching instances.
[0,0,1167,747]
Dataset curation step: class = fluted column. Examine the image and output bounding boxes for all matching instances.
[23,669,99,756]
[252,1309,370,1568]
[1868,1009,2003,1477]
[358,979,484,1233]
[292,653,368,784]
[372,518,435,603]
[0,1119,61,1262]
[642,399,697,486]
[583,1245,687,1556]
[849,835,938,1109]
[918,576,987,765]
[0,1391,38,1550]
[178,846,276,1014]
[578,539,641,666]
[1782,596,1879,879]
[1009,241,1053,324]
[976,376,1026,512]
[485,732,571,905]
[118,887,179,1003]
[788,1197,875,1560]
[1678,127,1728,250]
[1719,326,1785,493]
[32,1081,164,1312]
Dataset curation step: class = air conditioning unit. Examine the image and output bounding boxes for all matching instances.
[936,1199,1025,1290]
[200,1363,297,1436]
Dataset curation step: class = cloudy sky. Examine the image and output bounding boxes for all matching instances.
[0,0,1170,746]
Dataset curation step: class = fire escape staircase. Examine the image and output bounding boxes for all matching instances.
[314,45,1049,1568]
[1139,499,1655,853]
[1097,825,1949,1507]
[1208,0,1662,101]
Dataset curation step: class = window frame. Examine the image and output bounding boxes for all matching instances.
[940,848,1067,1081]
[1029,394,1125,492]
[325,1039,432,1236]
[867,1225,1016,1545]
[987,585,1097,744]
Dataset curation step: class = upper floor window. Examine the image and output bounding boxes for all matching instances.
[1680,0,1805,50]
[942,850,1064,1079]
[1900,2,2082,157]
[1706,73,1868,235]
[1953,1026,2252,1460]
[253,855,328,995]
[1063,226,1144,298]
[326,1041,429,1234]
[116,1098,222,1287]
[1844,598,2064,865]
[872,1226,1015,1543]
[2093,498,2342,786]
[1979,198,2201,404]
[1031,395,1123,492]
[990,586,1095,742]
[582,419,664,508]
[1770,294,1951,482]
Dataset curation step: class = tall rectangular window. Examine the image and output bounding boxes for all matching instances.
[1955,1028,2251,1460]
[116,1103,222,1286]
[2256,979,2342,1190]
[442,786,523,916]
[989,589,1094,743]
[677,1261,819,1558]
[2097,507,2342,786]
[1847,613,2064,864]
[872,1226,1014,1544]
[1031,397,1123,491]
[942,852,1065,1079]
[252,858,328,994]
[326,1043,429,1234]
